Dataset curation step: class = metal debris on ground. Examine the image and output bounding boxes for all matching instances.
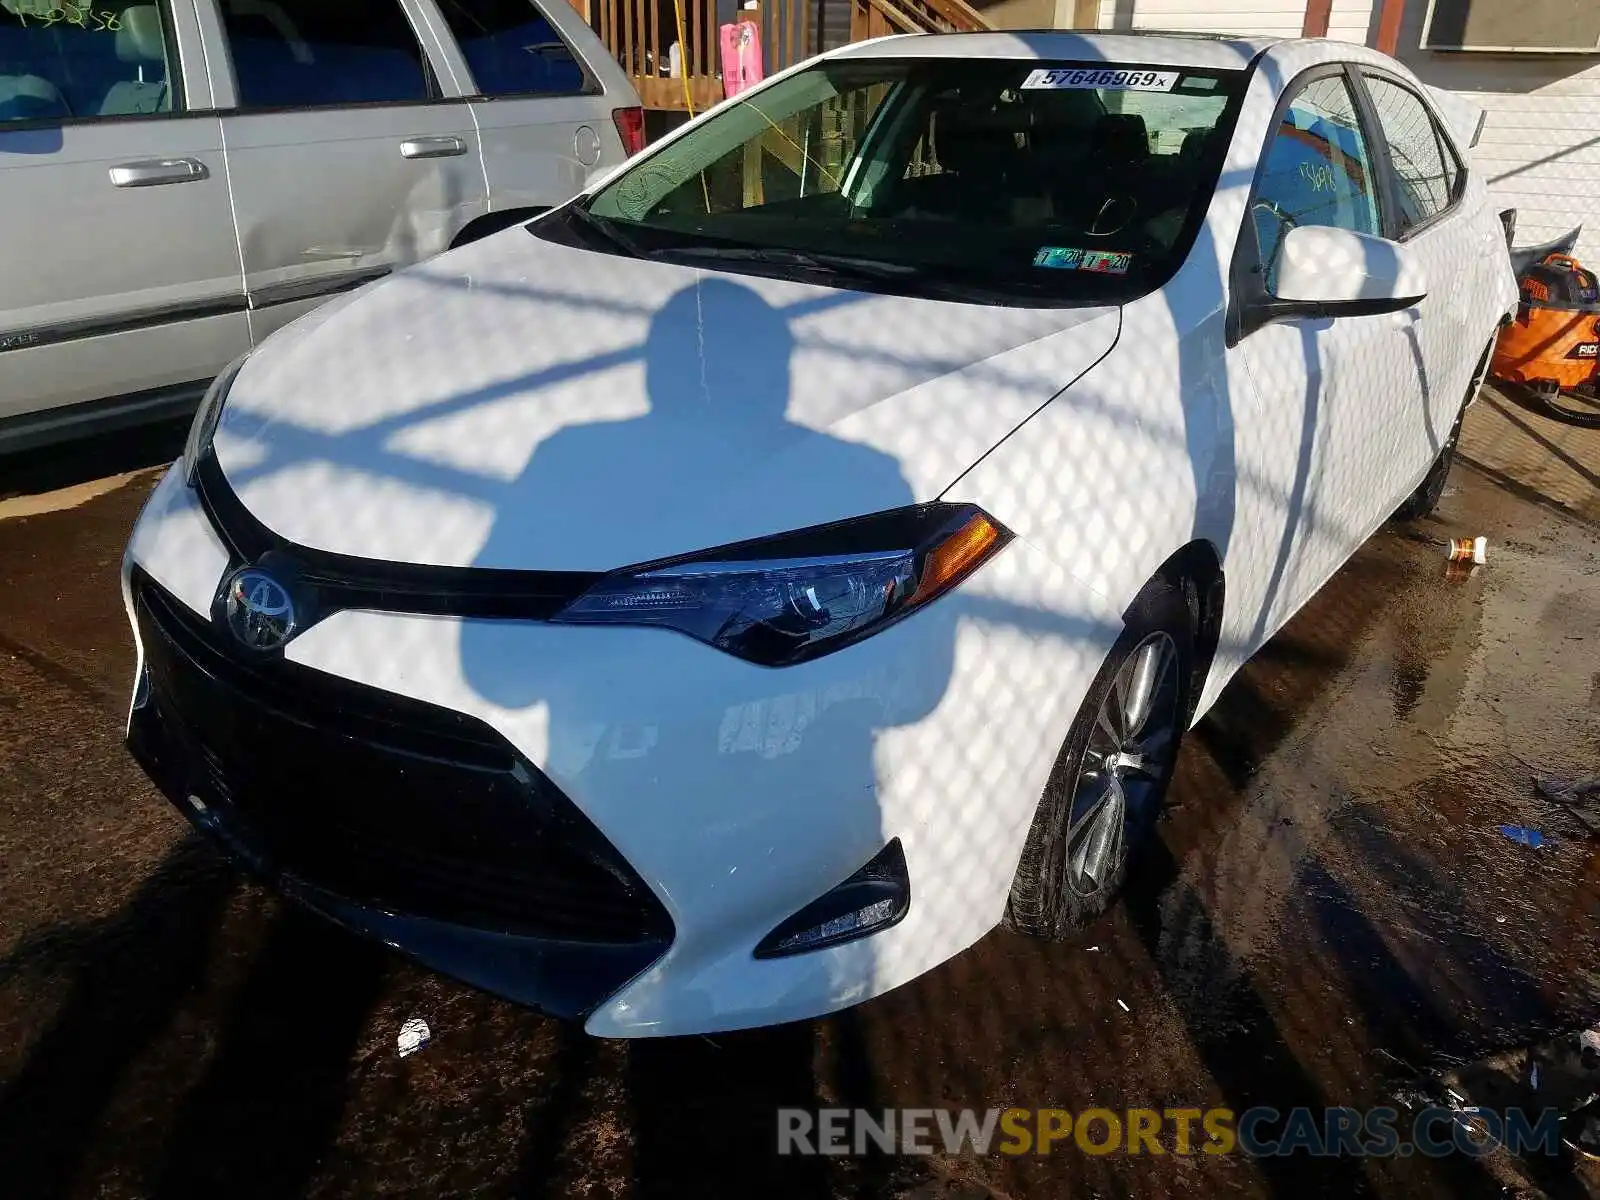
[1534,775,1600,835]
[1392,1087,1436,1111]
[1447,535,1488,564]
[1581,1027,1600,1065]
[1116,998,1130,1013]
[1565,1096,1600,1161]
[1498,825,1551,848]
[397,1017,432,1058]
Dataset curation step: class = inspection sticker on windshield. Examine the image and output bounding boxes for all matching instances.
[1033,247,1132,274]
[1022,67,1179,92]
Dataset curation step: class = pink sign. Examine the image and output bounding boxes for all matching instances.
[719,21,764,99]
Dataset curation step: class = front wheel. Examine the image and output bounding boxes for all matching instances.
[1004,580,1195,939]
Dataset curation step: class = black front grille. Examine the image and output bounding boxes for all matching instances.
[132,574,672,946]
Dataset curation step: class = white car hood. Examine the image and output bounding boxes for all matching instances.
[214,228,1120,571]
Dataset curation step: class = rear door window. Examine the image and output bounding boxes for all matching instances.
[434,0,586,96]
[216,0,433,109]
[0,1,178,122]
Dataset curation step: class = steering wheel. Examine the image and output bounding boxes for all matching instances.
[1085,193,1138,239]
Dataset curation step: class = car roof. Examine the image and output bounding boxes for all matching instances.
[828,29,1283,72]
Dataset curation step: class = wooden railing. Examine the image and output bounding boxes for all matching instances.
[566,0,989,112]
[848,0,987,39]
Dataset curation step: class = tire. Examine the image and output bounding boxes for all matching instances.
[1003,577,1196,940]
[1391,404,1463,522]
[1394,338,1499,523]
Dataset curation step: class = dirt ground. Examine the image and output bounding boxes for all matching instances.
[0,398,1596,1199]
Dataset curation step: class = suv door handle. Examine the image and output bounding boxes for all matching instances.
[109,158,209,187]
[400,136,467,160]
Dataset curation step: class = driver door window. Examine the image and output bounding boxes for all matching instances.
[1252,74,1380,292]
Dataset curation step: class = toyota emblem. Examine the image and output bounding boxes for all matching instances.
[223,568,297,651]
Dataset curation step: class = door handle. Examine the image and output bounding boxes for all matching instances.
[109,157,208,188]
[400,136,467,160]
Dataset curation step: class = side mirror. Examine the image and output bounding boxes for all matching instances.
[1269,225,1428,317]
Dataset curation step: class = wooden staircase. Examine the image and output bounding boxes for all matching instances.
[564,0,990,113]
[848,0,989,40]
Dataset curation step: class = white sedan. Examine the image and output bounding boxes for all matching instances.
[122,30,1519,1037]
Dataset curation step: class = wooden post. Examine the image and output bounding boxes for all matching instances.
[743,139,765,207]
[1374,0,1406,53]
[739,4,764,208]
[1301,0,1332,38]
[849,0,868,42]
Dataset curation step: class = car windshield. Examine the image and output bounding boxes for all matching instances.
[557,57,1246,305]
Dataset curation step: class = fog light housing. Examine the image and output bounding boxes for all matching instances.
[754,839,910,959]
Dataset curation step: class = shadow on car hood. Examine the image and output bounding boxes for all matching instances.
[213,228,1120,572]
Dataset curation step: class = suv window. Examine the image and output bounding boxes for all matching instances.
[0,2,176,122]
[1251,74,1380,291]
[217,0,432,109]
[435,0,585,96]
[1364,75,1458,232]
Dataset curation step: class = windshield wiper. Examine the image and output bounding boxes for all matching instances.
[648,244,918,280]
[563,204,649,260]
[647,243,1078,306]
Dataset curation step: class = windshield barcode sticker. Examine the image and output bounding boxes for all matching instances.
[1022,68,1179,92]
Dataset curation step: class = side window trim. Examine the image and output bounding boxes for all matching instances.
[1226,62,1366,346]
[1343,65,1405,242]
[1352,67,1465,242]
[0,0,188,131]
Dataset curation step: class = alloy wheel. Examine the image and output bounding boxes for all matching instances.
[1063,631,1182,897]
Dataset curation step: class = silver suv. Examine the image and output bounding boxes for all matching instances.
[0,0,641,452]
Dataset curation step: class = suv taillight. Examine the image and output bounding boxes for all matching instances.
[612,107,645,156]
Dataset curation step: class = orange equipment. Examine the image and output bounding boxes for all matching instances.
[1491,251,1600,395]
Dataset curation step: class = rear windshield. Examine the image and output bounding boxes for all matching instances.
[558,57,1247,305]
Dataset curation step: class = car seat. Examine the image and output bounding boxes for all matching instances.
[0,72,68,121]
[99,6,168,115]
[906,96,1034,221]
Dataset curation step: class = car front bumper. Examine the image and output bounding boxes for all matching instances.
[123,466,1119,1036]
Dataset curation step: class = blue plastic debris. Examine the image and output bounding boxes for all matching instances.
[1499,824,1550,848]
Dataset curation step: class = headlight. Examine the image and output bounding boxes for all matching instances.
[554,504,1009,665]
[182,353,248,486]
